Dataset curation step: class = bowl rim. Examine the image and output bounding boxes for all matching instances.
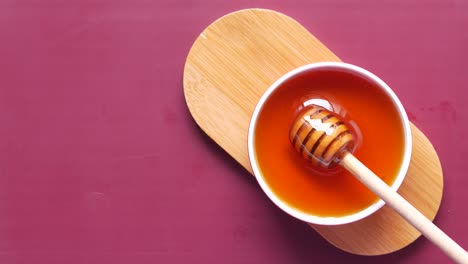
[247,62,413,225]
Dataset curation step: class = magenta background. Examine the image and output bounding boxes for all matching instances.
[1,1,467,263]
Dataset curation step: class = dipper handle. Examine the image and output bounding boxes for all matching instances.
[289,105,468,263]
[341,153,468,264]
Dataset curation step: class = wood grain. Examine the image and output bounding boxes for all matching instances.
[183,8,443,256]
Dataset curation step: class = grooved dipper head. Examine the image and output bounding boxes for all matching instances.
[289,105,355,168]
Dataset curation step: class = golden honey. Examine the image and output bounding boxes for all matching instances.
[254,70,405,217]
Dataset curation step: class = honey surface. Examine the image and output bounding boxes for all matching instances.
[254,70,404,217]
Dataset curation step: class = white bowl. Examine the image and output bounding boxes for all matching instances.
[248,62,412,225]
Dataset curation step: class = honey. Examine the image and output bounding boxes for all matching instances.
[254,70,405,217]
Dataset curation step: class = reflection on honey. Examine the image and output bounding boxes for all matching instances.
[254,70,404,217]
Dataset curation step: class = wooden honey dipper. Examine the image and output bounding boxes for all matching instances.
[289,105,468,264]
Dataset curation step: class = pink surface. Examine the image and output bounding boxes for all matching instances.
[0,1,467,263]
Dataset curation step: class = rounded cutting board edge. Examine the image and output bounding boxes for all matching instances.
[183,8,443,256]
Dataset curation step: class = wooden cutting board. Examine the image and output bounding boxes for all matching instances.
[183,8,443,256]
